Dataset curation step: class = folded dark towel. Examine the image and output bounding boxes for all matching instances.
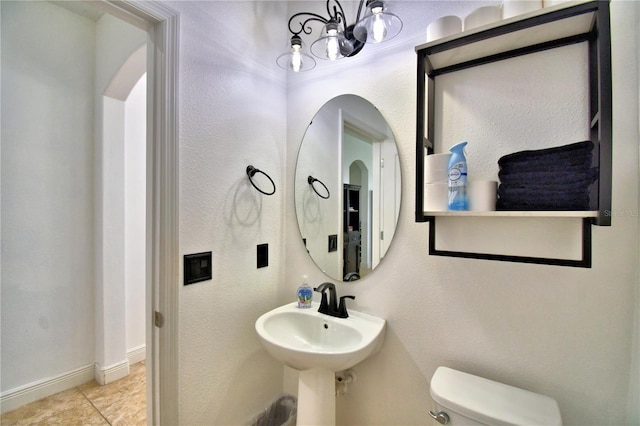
[499,158,592,174]
[497,198,591,210]
[497,189,591,210]
[499,150,592,168]
[499,168,598,185]
[496,141,597,211]
[498,184,591,199]
[498,141,595,168]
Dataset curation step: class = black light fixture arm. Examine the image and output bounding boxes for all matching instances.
[287,0,366,37]
[278,0,400,69]
[288,12,331,37]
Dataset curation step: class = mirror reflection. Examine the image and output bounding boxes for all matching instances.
[295,95,401,282]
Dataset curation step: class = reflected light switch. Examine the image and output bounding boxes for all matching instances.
[328,234,338,252]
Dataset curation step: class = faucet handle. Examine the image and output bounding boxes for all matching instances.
[337,295,355,318]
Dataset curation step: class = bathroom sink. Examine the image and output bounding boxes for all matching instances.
[255,302,386,372]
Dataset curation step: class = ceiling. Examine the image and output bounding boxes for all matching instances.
[49,1,105,21]
[50,0,498,40]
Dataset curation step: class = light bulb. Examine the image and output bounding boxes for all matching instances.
[278,36,315,71]
[291,44,302,72]
[326,28,340,60]
[371,6,387,43]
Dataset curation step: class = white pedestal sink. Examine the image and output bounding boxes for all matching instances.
[255,302,386,425]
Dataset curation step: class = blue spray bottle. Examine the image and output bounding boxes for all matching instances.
[448,141,468,210]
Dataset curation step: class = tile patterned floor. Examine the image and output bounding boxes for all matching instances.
[1,361,146,426]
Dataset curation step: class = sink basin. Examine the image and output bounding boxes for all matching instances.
[255,302,386,372]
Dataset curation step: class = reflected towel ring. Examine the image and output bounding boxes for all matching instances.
[308,176,330,199]
[246,165,276,196]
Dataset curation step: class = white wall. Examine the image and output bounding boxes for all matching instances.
[124,75,147,355]
[1,1,147,407]
[628,3,640,423]
[170,1,288,424]
[99,94,128,375]
[1,0,96,392]
[94,13,146,379]
[285,1,639,425]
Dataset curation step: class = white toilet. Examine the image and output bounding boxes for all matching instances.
[429,366,562,425]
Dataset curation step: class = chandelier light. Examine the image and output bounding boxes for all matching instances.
[276,35,316,72]
[277,0,403,72]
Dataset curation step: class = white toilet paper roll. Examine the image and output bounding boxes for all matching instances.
[464,6,501,30]
[502,0,542,19]
[424,183,449,211]
[427,15,462,42]
[543,0,569,7]
[424,153,452,183]
[469,181,498,212]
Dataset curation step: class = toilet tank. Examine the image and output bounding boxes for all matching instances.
[430,367,562,426]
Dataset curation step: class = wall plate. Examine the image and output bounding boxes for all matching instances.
[257,243,268,268]
[328,234,338,252]
[184,252,212,285]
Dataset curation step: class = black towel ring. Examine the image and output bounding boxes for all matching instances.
[307,176,330,199]
[246,165,276,196]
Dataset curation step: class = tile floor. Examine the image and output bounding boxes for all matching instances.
[1,361,146,425]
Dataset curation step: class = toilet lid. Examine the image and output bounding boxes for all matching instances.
[430,367,562,426]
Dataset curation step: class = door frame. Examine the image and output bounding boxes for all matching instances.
[100,1,179,424]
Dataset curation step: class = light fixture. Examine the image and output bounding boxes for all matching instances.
[353,0,402,44]
[277,0,403,72]
[277,35,316,72]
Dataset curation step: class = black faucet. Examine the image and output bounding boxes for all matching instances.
[313,282,355,318]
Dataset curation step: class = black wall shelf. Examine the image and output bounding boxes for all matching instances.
[414,0,611,267]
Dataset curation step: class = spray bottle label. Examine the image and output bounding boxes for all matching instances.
[448,162,468,210]
[448,163,467,185]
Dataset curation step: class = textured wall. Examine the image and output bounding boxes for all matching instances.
[171,1,288,424]
[284,1,639,425]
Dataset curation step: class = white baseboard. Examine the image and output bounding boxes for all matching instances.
[94,359,130,386]
[0,364,94,414]
[1,345,147,414]
[127,344,146,365]
[95,343,147,385]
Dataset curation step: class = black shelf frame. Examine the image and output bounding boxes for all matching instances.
[415,1,611,268]
[427,217,593,268]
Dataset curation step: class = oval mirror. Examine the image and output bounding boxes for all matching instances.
[295,95,401,282]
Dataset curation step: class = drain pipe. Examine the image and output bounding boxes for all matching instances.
[335,369,358,396]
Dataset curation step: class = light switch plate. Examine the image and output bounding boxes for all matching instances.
[257,243,268,268]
